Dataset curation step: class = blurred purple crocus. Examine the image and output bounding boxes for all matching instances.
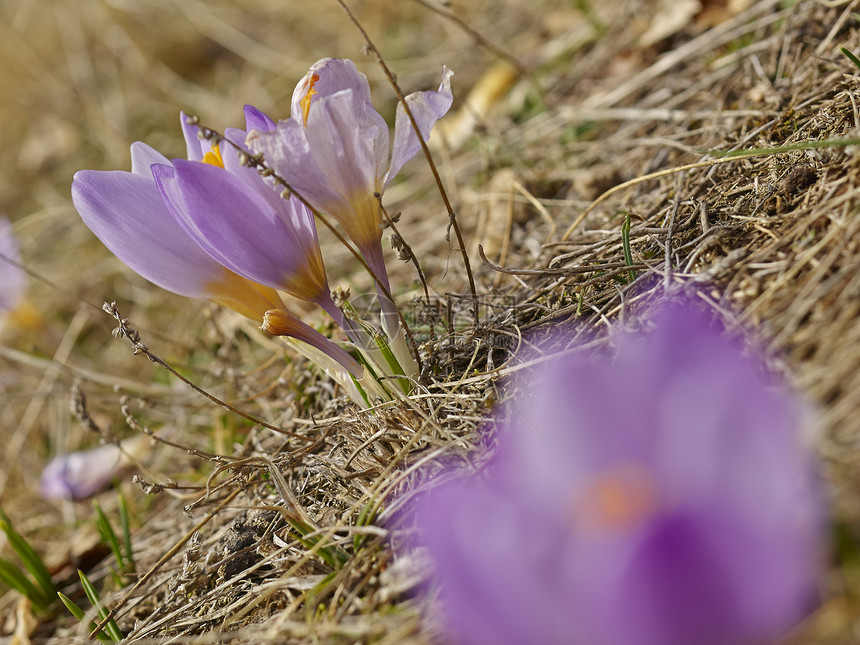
[0,217,25,320]
[72,112,360,377]
[40,443,125,500]
[414,304,823,645]
[246,58,453,320]
[40,434,155,500]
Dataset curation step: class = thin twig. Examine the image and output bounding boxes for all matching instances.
[377,193,431,306]
[122,406,227,461]
[479,245,635,276]
[102,302,312,441]
[409,0,529,78]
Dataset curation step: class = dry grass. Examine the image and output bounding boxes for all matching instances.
[1,0,860,642]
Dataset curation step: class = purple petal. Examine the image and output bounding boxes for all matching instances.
[0,217,25,314]
[248,58,402,258]
[386,66,454,187]
[72,169,230,299]
[154,159,328,302]
[286,58,389,196]
[247,118,384,253]
[418,479,578,645]
[412,301,823,645]
[613,511,746,645]
[290,58,375,118]
[180,111,204,162]
[224,127,248,150]
[130,142,169,177]
[614,507,815,645]
[40,443,123,499]
[304,89,387,199]
[244,105,276,134]
[495,305,815,525]
[219,137,285,210]
[246,119,334,205]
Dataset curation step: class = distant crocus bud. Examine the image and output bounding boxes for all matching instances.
[40,443,124,500]
[262,309,361,378]
[413,304,823,645]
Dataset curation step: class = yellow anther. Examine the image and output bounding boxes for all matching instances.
[299,73,320,127]
[202,145,224,168]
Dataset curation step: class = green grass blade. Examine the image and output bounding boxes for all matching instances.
[0,558,49,612]
[287,520,350,569]
[58,592,115,643]
[77,570,123,642]
[353,499,376,551]
[93,501,123,571]
[305,570,338,621]
[57,591,87,621]
[0,508,55,602]
[373,333,410,394]
[349,373,371,408]
[572,0,606,34]
[841,47,860,72]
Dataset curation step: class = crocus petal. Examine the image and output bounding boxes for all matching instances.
[616,512,743,645]
[305,90,386,198]
[295,58,390,191]
[153,160,328,303]
[417,479,576,645]
[290,58,378,123]
[244,105,276,134]
[72,169,228,299]
[40,443,123,499]
[130,141,169,177]
[248,58,390,254]
[72,168,282,320]
[224,127,249,150]
[614,509,793,645]
[0,217,25,314]
[413,302,823,645]
[180,111,205,162]
[386,66,454,187]
[247,118,385,262]
[247,119,342,212]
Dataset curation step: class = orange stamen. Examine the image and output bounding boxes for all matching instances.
[299,73,320,127]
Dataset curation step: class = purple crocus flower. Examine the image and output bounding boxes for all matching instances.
[0,217,25,320]
[40,434,155,500]
[246,58,453,306]
[40,443,126,500]
[152,117,341,316]
[414,304,822,645]
[72,112,361,376]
